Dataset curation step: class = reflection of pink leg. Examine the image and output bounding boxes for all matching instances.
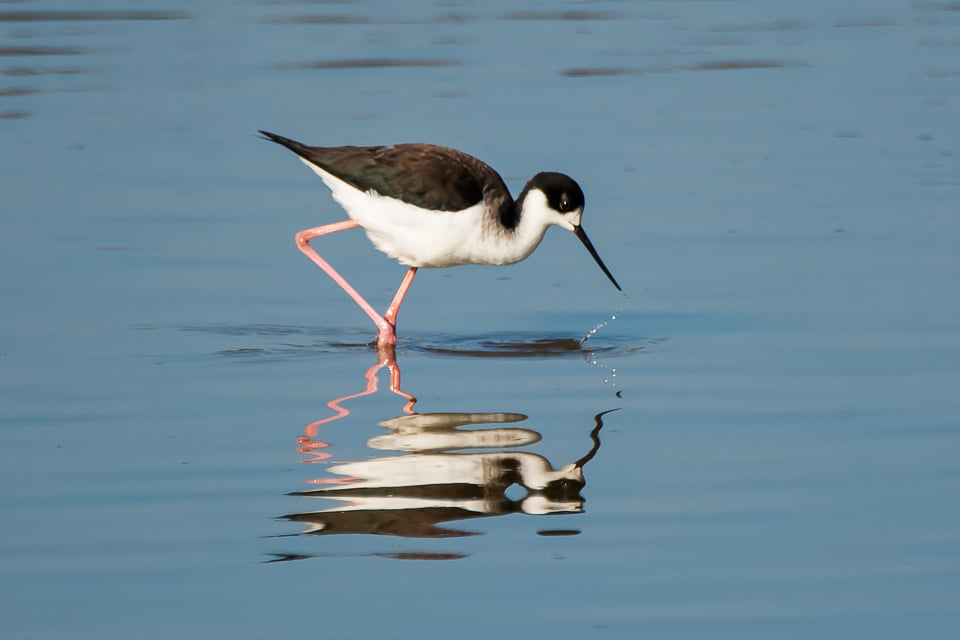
[295,220,397,345]
[300,357,382,446]
[381,343,417,415]
[298,343,417,453]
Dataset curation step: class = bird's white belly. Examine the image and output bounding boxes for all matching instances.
[351,195,494,268]
[305,160,541,268]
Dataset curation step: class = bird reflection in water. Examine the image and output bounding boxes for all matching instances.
[280,344,616,551]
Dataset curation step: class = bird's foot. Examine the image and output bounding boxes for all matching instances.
[376,320,398,347]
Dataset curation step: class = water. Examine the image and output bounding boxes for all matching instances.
[2,1,959,638]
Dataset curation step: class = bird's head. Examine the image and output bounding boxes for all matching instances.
[518,172,621,291]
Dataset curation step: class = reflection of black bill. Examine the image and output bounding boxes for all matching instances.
[574,225,622,291]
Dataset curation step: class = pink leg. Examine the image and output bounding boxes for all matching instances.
[296,220,397,345]
[384,267,418,328]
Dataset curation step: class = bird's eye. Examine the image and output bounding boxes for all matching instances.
[559,194,569,211]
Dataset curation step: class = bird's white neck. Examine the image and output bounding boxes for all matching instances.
[482,189,579,266]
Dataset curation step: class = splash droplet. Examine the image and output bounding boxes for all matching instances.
[582,308,623,391]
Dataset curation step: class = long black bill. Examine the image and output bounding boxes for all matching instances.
[574,225,622,292]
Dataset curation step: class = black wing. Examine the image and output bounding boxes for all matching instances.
[259,130,510,212]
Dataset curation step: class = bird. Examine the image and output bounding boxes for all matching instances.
[258,130,621,346]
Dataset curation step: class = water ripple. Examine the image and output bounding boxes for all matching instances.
[408,332,642,359]
[0,10,190,22]
[138,324,649,361]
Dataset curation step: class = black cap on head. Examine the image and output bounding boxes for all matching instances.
[525,172,585,214]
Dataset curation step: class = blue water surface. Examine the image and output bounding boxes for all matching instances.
[2,1,959,638]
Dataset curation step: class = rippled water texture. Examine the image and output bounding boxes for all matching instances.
[2,1,959,639]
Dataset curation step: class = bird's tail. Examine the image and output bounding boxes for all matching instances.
[257,130,312,157]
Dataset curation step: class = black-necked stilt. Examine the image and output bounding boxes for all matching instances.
[259,130,621,346]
